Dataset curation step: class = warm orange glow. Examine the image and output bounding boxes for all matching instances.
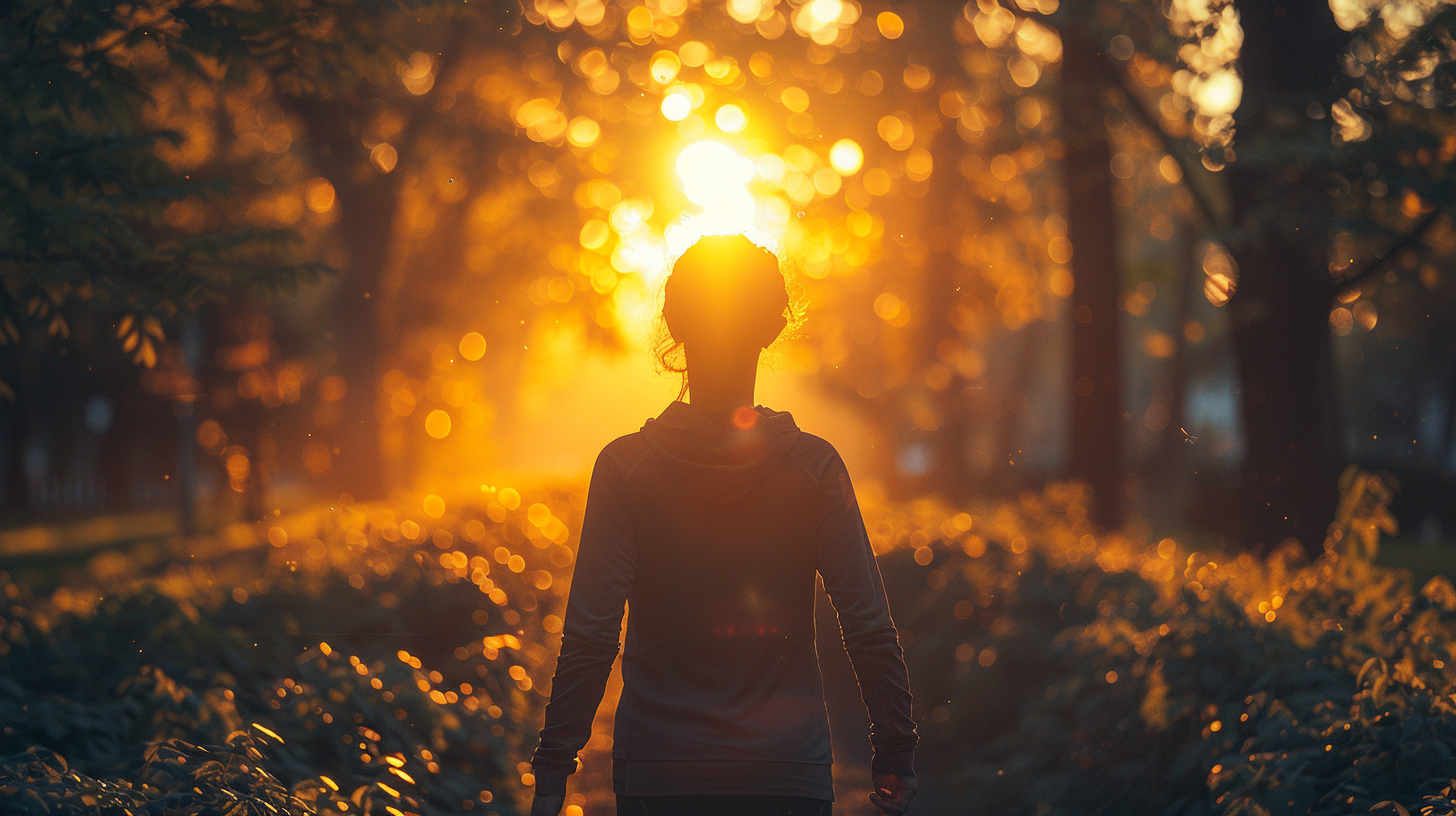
[459,332,487,361]
[304,178,335,213]
[780,87,810,113]
[715,104,747,133]
[1192,70,1242,116]
[874,292,905,322]
[878,114,913,150]
[400,52,434,95]
[829,139,864,175]
[727,0,764,24]
[661,89,693,122]
[626,6,654,38]
[650,51,681,85]
[794,0,857,44]
[679,41,710,66]
[370,143,397,173]
[877,11,905,38]
[566,117,601,147]
[425,409,452,439]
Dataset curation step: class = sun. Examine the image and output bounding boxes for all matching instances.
[669,140,765,253]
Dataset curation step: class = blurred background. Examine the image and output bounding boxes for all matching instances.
[5,0,1453,558]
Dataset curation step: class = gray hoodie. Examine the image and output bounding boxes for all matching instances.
[531,401,917,800]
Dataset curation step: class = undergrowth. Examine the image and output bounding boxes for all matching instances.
[3,468,1453,815]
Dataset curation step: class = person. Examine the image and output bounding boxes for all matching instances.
[529,235,918,816]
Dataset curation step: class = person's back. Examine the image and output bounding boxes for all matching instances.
[530,235,917,816]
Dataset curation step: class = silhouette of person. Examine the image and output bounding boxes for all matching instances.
[530,235,917,816]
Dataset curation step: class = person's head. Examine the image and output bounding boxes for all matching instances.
[653,234,794,399]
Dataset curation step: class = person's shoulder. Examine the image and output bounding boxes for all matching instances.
[596,431,651,473]
[788,431,846,479]
[793,430,839,456]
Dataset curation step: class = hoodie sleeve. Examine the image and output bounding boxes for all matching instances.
[531,448,637,797]
[815,450,918,778]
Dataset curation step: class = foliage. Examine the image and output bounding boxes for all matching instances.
[0,483,592,815]
[9,465,1456,814]
[0,0,356,367]
[867,468,1456,815]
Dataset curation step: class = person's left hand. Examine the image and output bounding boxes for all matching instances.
[869,771,917,815]
[530,793,565,816]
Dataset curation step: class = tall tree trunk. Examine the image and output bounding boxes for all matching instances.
[290,98,401,502]
[101,390,133,512]
[236,398,270,522]
[1224,0,1350,556]
[330,187,395,501]
[287,26,474,501]
[1225,240,1340,553]
[1061,29,1125,528]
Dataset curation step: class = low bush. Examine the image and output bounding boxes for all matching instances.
[0,485,587,815]
[876,469,1456,815]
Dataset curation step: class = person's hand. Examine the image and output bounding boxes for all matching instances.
[869,771,916,815]
[530,792,564,816]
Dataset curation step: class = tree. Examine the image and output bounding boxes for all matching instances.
[1,0,336,516]
[1152,0,1456,553]
[0,0,334,369]
[1219,0,1350,554]
[1,0,537,508]
[1061,26,1125,527]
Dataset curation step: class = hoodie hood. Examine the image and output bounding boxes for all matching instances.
[639,401,801,507]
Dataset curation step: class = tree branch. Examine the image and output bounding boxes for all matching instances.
[1096,54,1229,230]
[1335,204,1450,295]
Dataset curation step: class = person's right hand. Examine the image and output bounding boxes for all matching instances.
[530,792,565,816]
[869,771,916,815]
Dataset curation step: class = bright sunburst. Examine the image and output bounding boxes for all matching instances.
[667,140,777,256]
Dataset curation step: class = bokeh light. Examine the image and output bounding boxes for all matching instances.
[661,89,693,122]
[829,139,864,175]
[650,51,681,84]
[715,104,747,133]
[458,332,487,361]
[877,11,905,38]
[425,409,452,439]
[566,117,601,148]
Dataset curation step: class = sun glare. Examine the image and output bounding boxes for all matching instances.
[672,140,759,245]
